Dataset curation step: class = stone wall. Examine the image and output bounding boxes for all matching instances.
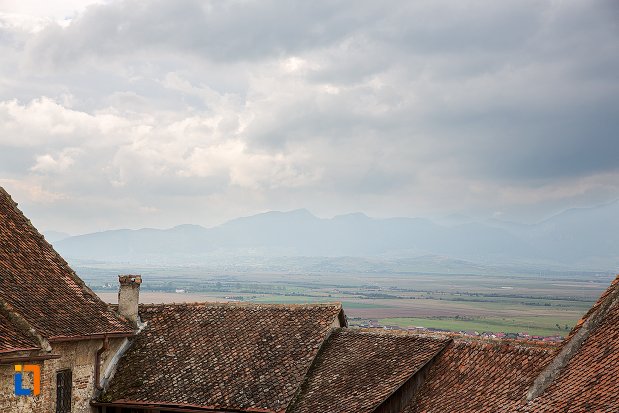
[0,337,126,413]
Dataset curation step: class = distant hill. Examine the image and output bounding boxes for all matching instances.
[522,200,619,269]
[51,201,619,271]
[42,230,71,243]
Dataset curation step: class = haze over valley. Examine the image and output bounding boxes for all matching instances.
[51,199,619,272]
[50,201,618,339]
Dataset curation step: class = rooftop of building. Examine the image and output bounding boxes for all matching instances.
[517,274,619,412]
[101,302,345,412]
[0,306,40,354]
[288,329,450,413]
[0,186,134,349]
[403,336,558,413]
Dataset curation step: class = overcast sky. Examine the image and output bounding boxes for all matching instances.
[0,0,618,234]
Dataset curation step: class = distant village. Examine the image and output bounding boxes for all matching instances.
[97,284,567,343]
[348,317,565,343]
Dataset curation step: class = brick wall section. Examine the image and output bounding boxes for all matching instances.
[0,338,125,413]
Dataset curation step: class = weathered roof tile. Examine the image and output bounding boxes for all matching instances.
[289,329,450,413]
[0,187,133,342]
[102,302,343,412]
[0,307,39,353]
[403,338,558,413]
[519,275,619,412]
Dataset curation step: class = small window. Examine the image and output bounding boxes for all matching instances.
[56,369,72,413]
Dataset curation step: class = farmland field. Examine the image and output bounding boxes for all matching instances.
[90,265,615,338]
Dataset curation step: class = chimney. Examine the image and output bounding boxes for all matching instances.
[118,275,142,326]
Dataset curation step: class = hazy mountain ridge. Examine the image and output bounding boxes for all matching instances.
[52,201,619,271]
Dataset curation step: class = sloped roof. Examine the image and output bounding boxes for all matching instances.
[564,275,619,342]
[518,275,619,412]
[403,339,558,413]
[0,307,39,354]
[288,329,450,413]
[0,187,133,342]
[101,302,344,413]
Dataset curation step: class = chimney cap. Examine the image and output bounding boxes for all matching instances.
[119,274,142,285]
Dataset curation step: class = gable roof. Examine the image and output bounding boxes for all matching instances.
[518,274,619,412]
[0,187,133,343]
[403,338,558,413]
[564,276,619,343]
[288,329,450,413]
[0,306,40,354]
[101,302,344,413]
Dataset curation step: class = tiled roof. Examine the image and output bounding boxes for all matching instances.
[518,275,619,412]
[288,329,450,413]
[0,187,133,340]
[403,338,558,413]
[0,307,39,354]
[564,275,619,342]
[101,302,344,412]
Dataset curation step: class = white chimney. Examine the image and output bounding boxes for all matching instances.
[118,275,141,326]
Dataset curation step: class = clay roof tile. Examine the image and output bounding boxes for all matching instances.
[0,187,134,342]
[102,302,344,412]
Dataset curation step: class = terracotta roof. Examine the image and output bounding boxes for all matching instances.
[0,307,39,354]
[564,275,619,342]
[403,338,558,413]
[0,187,133,340]
[288,329,450,413]
[101,302,344,412]
[518,274,619,412]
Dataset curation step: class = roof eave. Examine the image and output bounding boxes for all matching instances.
[48,331,135,343]
[0,352,61,365]
[0,346,41,355]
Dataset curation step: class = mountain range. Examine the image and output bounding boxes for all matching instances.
[49,200,619,272]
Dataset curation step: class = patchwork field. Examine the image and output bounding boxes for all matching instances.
[91,266,615,338]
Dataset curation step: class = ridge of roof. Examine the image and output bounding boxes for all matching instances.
[564,274,619,341]
[525,273,619,401]
[0,187,105,304]
[284,326,340,413]
[451,336,559,351]
[136,301,346,325]
[0,186,135,339]
[137,301,343,309]
[288,327,451,413]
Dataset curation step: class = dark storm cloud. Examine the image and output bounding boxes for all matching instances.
[457,105,619,181]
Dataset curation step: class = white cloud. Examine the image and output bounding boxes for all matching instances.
[0,98,100,146]
[0,0,104,22]
[0,0,617,231]
[31,147,80,173]
[0,178,67,203]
